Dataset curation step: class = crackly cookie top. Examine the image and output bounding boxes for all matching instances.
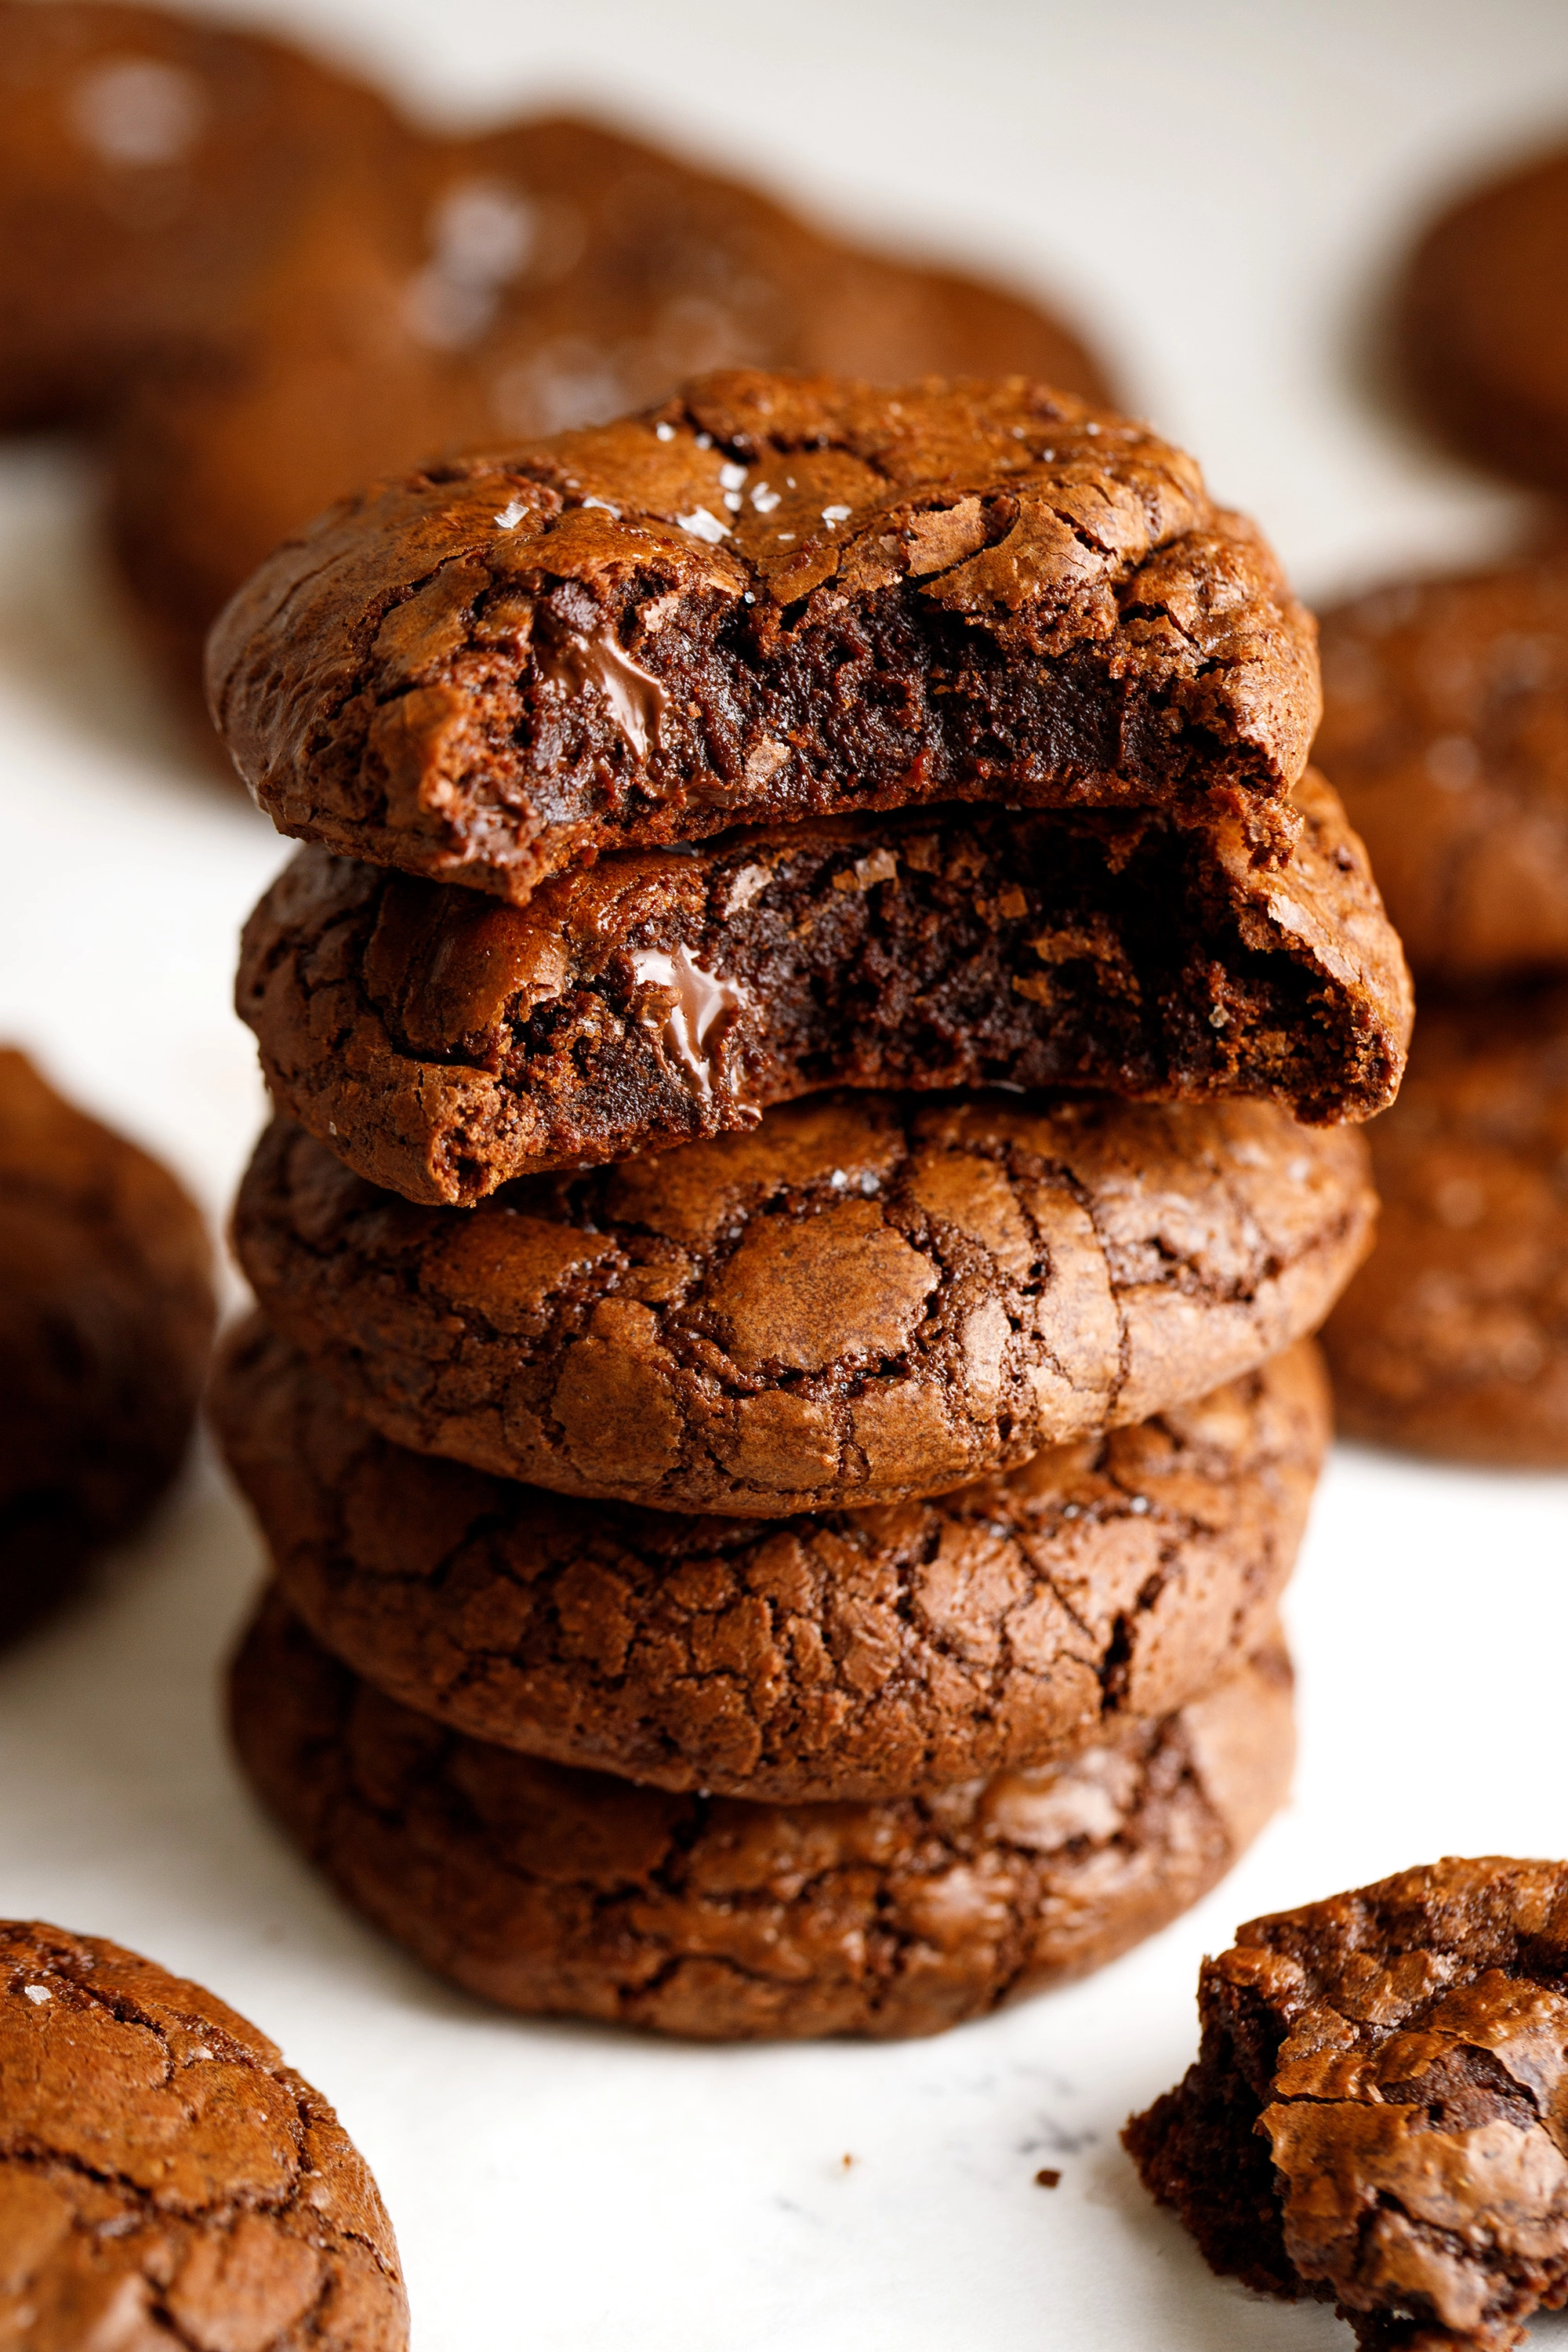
[1218,1860,1568,2347]
[233,1090,1373,1515]
[212,1315,1325,1802]
[0,1918,407,2352]
[209,368,1320,901]
[232,1585,1294,2040]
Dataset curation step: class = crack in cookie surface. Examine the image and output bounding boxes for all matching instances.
[209,370,1320,900]
[232,1090,1373,1513]
[230,1588,1294,2042]
[212,1317,1327,1801]
[1126,1859,1568,2352]
[0,1919,407,2352]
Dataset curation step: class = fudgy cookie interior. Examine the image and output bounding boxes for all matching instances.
[241,770,1410,1204]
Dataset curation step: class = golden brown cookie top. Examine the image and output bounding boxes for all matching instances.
[210,368,1320,901]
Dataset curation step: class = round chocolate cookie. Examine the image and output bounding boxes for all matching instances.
[231,1586,1295,2042]
[1321,987,1568,1468]
[0,1048,215,1639]
[234,1093,1374,1515]
[1400,140,1568,493]
[207,370,1319,901]
[0,1,402,429]
[238,770,1410,1207]
[212,1315,1327,1804]
[1126,1857,1568,2350]
[1316,559,1568,983]
[0,1917,407,2350]
[110,114,1106,698]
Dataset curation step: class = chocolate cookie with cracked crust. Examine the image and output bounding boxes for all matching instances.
[232,1587,1294,2043]
[233,1091,1374,1515]
[1125,1857,1568,2352]
[0,1047,216,1640]
[1320,987,1568,1468]
[212,1316,1327,1803]
[1316,559,1568,983]
[0,1,403,430]
[1399,141,1568,494]
[208,369,1320,901]
[0,1917,407,2351]
[238,768,1410,1207]
[112,114,1107,697]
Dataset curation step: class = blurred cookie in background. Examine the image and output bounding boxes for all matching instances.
[1320,988,1568,1468]
[1399,136,1568,493]
[1316,555,1568,1465]
[107,111,1110,704]
[1316,557,1568,985]
[0,0,405,430]
[0,1047,215,1641]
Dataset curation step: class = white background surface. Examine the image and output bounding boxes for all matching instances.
[2,3,1568,2344]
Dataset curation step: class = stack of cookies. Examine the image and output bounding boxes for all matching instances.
[210,369,1411,2039]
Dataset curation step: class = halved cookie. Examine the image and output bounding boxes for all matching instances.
[238,771,1409,1206]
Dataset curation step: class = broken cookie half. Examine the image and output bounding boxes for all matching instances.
[1125,1857,1568,2352]
[239,768,1410,1206]
[208,368,1321,900]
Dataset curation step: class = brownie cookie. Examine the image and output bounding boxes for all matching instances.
[231,1586,1294,2042]
[1316,560,1568,983]
[1400,142,1568,494]
[0,1048,215,1639]
[1321,988,1568,1468]
[110,114,1106,697]
[0,1917,407,2351]
[208,370,1320,900]
[1125,1857,1568,2352]
[238,769,1410,1207]
[0,1,402,430]
[212,1314,1327,1803]
[233,1093,1374,1515]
